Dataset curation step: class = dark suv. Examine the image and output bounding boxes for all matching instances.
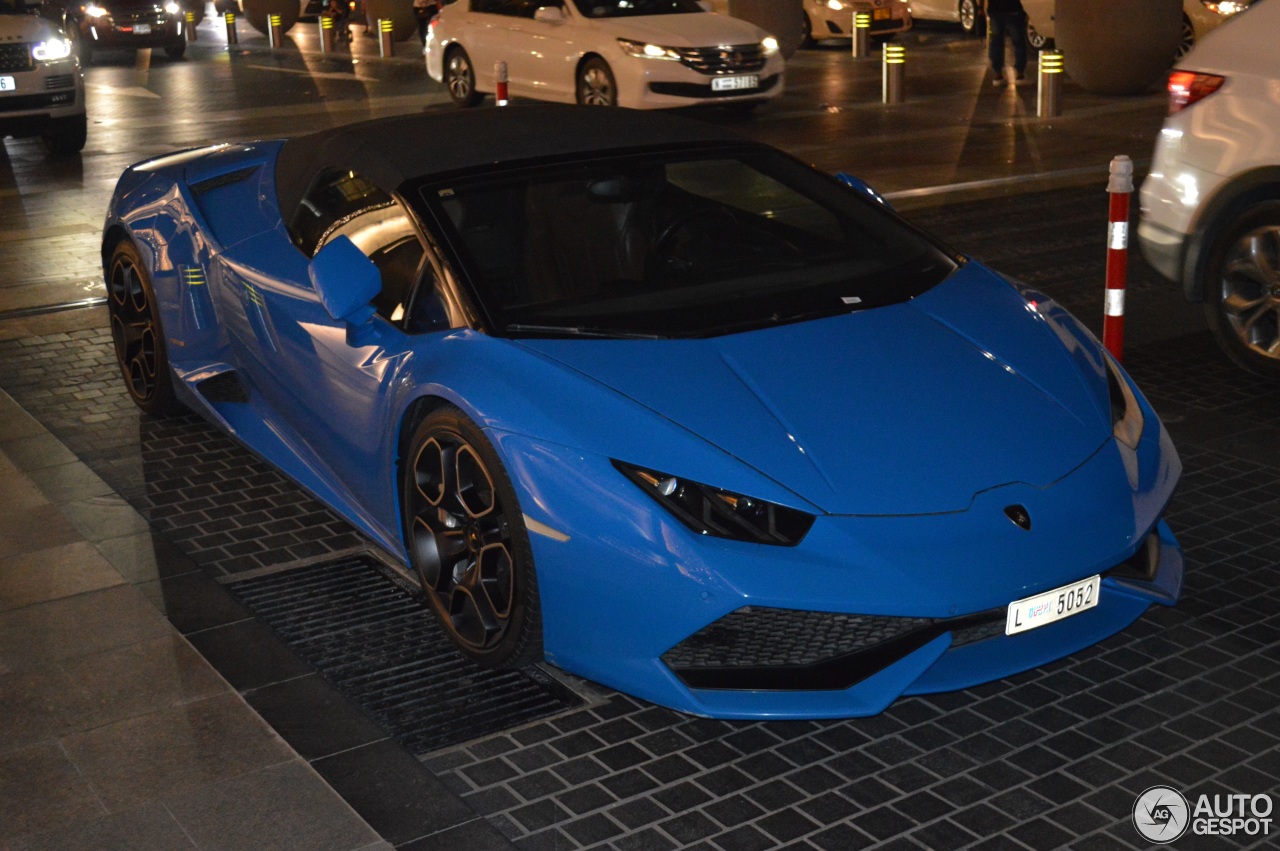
[48,0,189,62]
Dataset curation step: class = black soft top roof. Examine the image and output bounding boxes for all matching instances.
[274,104,747,221]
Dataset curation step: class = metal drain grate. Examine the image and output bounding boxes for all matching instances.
[228,554,582,754]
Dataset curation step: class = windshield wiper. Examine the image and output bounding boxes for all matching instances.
[506,323,669,340]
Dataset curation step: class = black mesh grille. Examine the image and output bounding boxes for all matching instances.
[675,44,766,75]
[0,43,33,73]
[662,607,934,670]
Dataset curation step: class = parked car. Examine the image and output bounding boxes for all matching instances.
[102,105,1182,718]
[908,0,982,35]
[0,0,84,154]
[48,0,190,62]
[1139,0,1279,375]
[424,0,784,110]
[802,0,911,45]
[1021,0,1254,56]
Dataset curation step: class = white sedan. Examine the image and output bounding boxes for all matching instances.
[425,0,784,109]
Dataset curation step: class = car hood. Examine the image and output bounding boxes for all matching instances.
[581,12,769,46]
[517,263,1113,516]
[0,13,63,42]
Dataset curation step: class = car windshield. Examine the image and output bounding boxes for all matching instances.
[571,0,703,17]
[416,147,957,339]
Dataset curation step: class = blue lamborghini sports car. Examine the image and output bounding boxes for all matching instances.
[103,106,1183,719]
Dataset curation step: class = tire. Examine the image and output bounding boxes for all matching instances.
[960,0,984,37]
[107,242,182,415]
[165,38,186,59]
[1175,14,1194,60]
[800,11,815,48]
[42,114,87,156]
[1026,20,1050,51]
[402,405,542,668]
[576,56,616,107]
[444,46,483,107]
[1202,201,1280,377]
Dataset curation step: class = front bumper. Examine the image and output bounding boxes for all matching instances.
[0,60,84,137]
[83,18,183,49]
[500,388,1182,719]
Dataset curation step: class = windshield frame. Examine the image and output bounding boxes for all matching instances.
[404,143,961,340]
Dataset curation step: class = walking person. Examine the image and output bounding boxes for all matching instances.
[986,0,1028,86]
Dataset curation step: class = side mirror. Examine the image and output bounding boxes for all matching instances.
[533,5,563,22]
[835,172,893,210]
[308,235,381,324]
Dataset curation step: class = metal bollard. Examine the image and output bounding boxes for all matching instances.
[882,44,904,104]
[1103,155,1133,362]
[495,59,508,106]
[319,15,333,54]
[1037,50,1063,118]
[223,11,237,45]
[852,12,870,59]
[268,13,282,48]
[378,18,393,58]
[185,11,197,42]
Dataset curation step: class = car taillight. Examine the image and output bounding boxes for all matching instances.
[1167,71,1225,115]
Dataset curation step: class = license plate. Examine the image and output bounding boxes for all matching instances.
[711,75,758,92]
[0,76,14,92]
[1005,575,1100,635]
[873,8,890,19]
[134,23,152,34]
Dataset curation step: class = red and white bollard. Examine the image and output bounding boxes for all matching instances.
[1103,155,1132,362]
[495,59,509,106]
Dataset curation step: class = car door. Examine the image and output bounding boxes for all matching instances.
[502,0,579,102]
[461,0,523,91]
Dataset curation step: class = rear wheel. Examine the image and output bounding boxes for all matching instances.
[403,406,542,668]
[1175,14,1194,60]
[1026,20,1050,50]
[960,0,984,37]
[107,242,181,415]
[1203,201,1280,376]
[444,46,483,107]
[42,114,87,155]
[576,57,616,106]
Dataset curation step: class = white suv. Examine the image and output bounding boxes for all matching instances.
[1138,0,1279,375]
[0,0,84,154]
[425,0,784,110]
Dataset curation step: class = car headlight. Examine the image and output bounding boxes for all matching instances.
[1202,1,1246,15]
[165,1,180,13]
[32,38,74,61]
[617,38,681,61]
[827,0,846,10]
[84,3,109,17]
[1105,355,1144,450]
[761,35,780,55]
[614,461,815,546]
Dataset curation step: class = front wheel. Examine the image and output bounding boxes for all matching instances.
[1203,201,1280,376]
[576,57,617,106]
[444,46,483,107]
[42,114,86,155]
[106,242,181,415]
[1175,14,1195,60]
[403,406,542,668]
[1026,21,1050,50]
[165,38,186,59]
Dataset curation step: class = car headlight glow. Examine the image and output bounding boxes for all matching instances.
[84,3,109,17]
[165,1,180,13]
[1105,355,1144,450]
[1202,1,1246,15]
[32,37,74,61]
[617,38,681,60]
[827,0,846,10]
[761,35,780,55]
[614,461,815,546]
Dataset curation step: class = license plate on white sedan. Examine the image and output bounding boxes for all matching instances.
[1005,575,1100,635]
[0,76,14,92]
[712,75,759,92]
[134,23,152,34]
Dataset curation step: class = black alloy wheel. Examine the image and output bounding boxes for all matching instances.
[107,242,180,415]
[404,406,541,667]
[1204,201,1280,377]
